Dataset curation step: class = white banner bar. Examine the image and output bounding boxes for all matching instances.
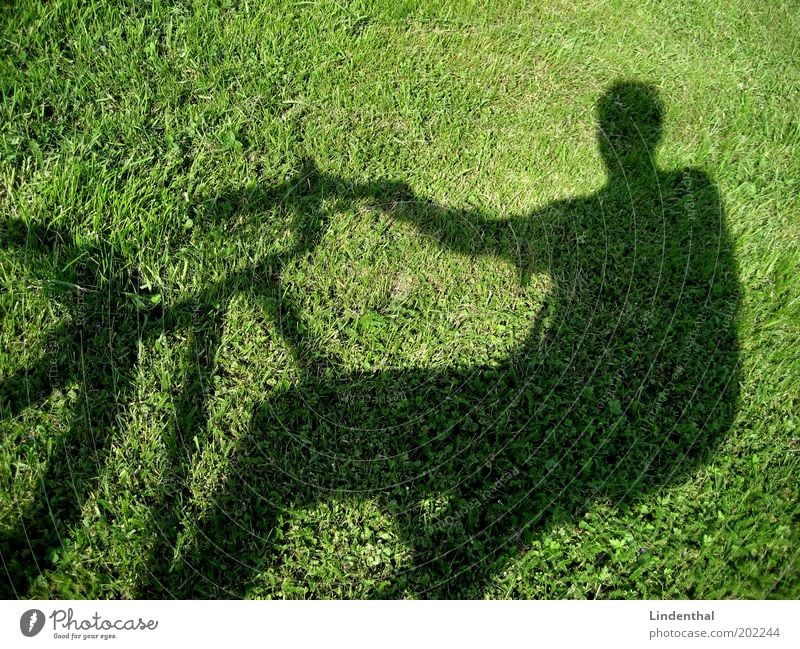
[2,600,797,648]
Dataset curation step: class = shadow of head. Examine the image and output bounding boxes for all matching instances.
[596,81,664,175]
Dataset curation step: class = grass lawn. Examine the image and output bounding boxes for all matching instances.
[1,0,798,598]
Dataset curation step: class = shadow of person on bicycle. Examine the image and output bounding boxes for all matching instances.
[145,81,740,598]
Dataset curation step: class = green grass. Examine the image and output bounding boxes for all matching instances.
[1,0,798,598]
